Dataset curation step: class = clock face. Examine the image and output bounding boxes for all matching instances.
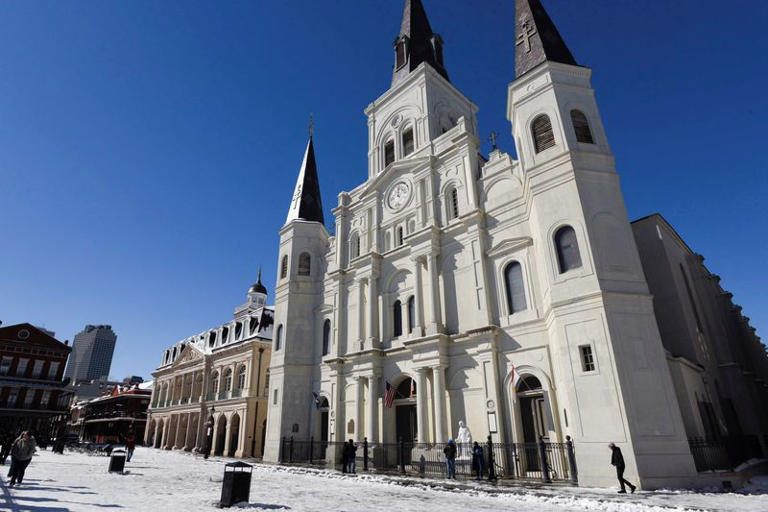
[388,182,410,210]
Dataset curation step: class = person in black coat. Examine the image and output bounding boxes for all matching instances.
[609,443,636,493]
[471,441,485,480]
[343,440,357,474]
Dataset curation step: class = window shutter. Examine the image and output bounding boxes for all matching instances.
[570,110,594,144]
[402,128,414,156]
[532,115,556,153]
[384,140,395,167]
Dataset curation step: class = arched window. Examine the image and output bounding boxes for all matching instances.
[532,114,556,153]
[322,319,331,356]
[396,377,415,398]
[384,140,395,167]
[517,375,542,392]
[237,366,246,389]
[402,127,414,156]
[280,255,288,279]
[447,186,459,220]
[275,324,283,350]
[395,39,407,69]
[397,226,404,246]
[407,296,415,334]
[393,300,403,337]
[503,261,527,314]
[570,110,594,144]
[298,252,311,276]
[211,372,219,394]
[554,225,582,273]
[350,233,360,259]
[224,369,233,392]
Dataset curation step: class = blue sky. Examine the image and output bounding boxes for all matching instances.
[1,0,766,380]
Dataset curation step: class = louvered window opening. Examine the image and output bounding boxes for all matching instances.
[504,261,527,314]
[298,252,311,276]
[384,140,395,167]
[570,110,594,144]
[407,296,415,334]
[280,255,288,279]
[532,115,556,153]
[402,128,414,156]
[322,320,331,356]
[448,188,459,220]
[555,226,583,273]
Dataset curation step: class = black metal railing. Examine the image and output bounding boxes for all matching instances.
[278,435,577,484]
[688,435,764,472]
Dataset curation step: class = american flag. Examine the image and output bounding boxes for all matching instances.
[384,381,397,408]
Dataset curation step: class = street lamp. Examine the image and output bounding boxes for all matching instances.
[204,406,215,459]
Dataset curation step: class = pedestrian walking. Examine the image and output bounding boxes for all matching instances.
[125,430,136,462]
[609,442,636,494]
[0,433,13,465]
[471,441,485,480]
[8,431,36,487]
[443,439,457,479]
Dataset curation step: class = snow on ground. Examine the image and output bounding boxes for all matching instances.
[0,448,766,512]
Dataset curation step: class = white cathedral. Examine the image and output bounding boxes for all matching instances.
[261,0,765,489]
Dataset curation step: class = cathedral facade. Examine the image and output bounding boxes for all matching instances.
[262,0,763,488]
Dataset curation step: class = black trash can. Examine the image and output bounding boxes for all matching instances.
[219,461,252,507]
[108,449,126,473]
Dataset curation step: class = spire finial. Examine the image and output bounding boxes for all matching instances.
[308,113,314,139]
[488,131,499,151]
[257,266,262,283]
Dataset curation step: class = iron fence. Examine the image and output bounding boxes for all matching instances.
[279,435,577,484]
[688,435,764,472]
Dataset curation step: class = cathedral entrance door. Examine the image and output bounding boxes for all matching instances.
[395,404,417,464]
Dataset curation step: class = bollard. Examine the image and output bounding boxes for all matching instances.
[289,436,294,463]
[220,461,252,507]
[108,448,126,473]
[309,436,314,464]
[566,436,578,484]
[538,436,551,483]
[398,437,406,475]
[363,438,369,471]
[487,435,497,482]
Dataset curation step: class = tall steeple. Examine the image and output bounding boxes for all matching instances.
[514,0,578,78]
[391,0,449,86]
[285,135,324,225]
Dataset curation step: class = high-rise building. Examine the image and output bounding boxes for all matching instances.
[65,325,117,381]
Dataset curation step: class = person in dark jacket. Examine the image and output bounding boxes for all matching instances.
[471,441,485,480]
[8,431,36,487]
[125,431,136,462]
[0,433,13,465]
[342,440,357,474]
[443,439,457,479]
[609,443,636,493]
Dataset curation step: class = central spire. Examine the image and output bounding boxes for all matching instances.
[285,134,324,225]
[391,0,449,87]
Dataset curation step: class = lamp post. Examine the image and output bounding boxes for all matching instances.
[204,406,215,459]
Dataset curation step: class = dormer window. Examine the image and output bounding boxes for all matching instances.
[402,128,414,156]
[384,140,395,167]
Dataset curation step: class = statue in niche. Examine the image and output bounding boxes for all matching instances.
[456,420,473,459]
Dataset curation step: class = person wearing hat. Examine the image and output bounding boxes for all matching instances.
[609,442,636,494]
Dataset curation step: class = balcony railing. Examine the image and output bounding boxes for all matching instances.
[218,391,230,400]
[231,388,243,398]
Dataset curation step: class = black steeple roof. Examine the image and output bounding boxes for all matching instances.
[285,136,324,225]
[391,0,449,86]
[514,0,578,78]
[250,267,267,295]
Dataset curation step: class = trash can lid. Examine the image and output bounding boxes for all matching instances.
[224,461,253,471]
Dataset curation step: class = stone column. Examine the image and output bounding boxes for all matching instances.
[237,409,248,457]
[367,273,379,346]
[366,375,379,443]
[354,376,363,441]
[426,254,443,334]
[175,414,185,449]
[433,366,447,443]
[224,415,233,456]
[168,379,176,405]
[411,257,423,336]
[415,369,427,443]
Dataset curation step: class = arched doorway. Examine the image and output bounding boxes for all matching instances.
[166,416,177,449]
[154,419,163,448]
[517,375,546,472]
[394,377,417,446]
[229,413,241,457]
[214,415,227,456]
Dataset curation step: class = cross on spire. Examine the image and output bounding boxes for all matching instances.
[308,113,314,139]
[488,131,499,151]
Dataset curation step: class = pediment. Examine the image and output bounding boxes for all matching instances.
[486,237,533,258]
[172,344,204,367]
[361,156,433,199]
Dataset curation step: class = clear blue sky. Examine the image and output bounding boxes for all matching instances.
[1,1,766,381]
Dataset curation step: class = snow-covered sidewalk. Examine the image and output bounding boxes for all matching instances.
[1,448,766,511]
